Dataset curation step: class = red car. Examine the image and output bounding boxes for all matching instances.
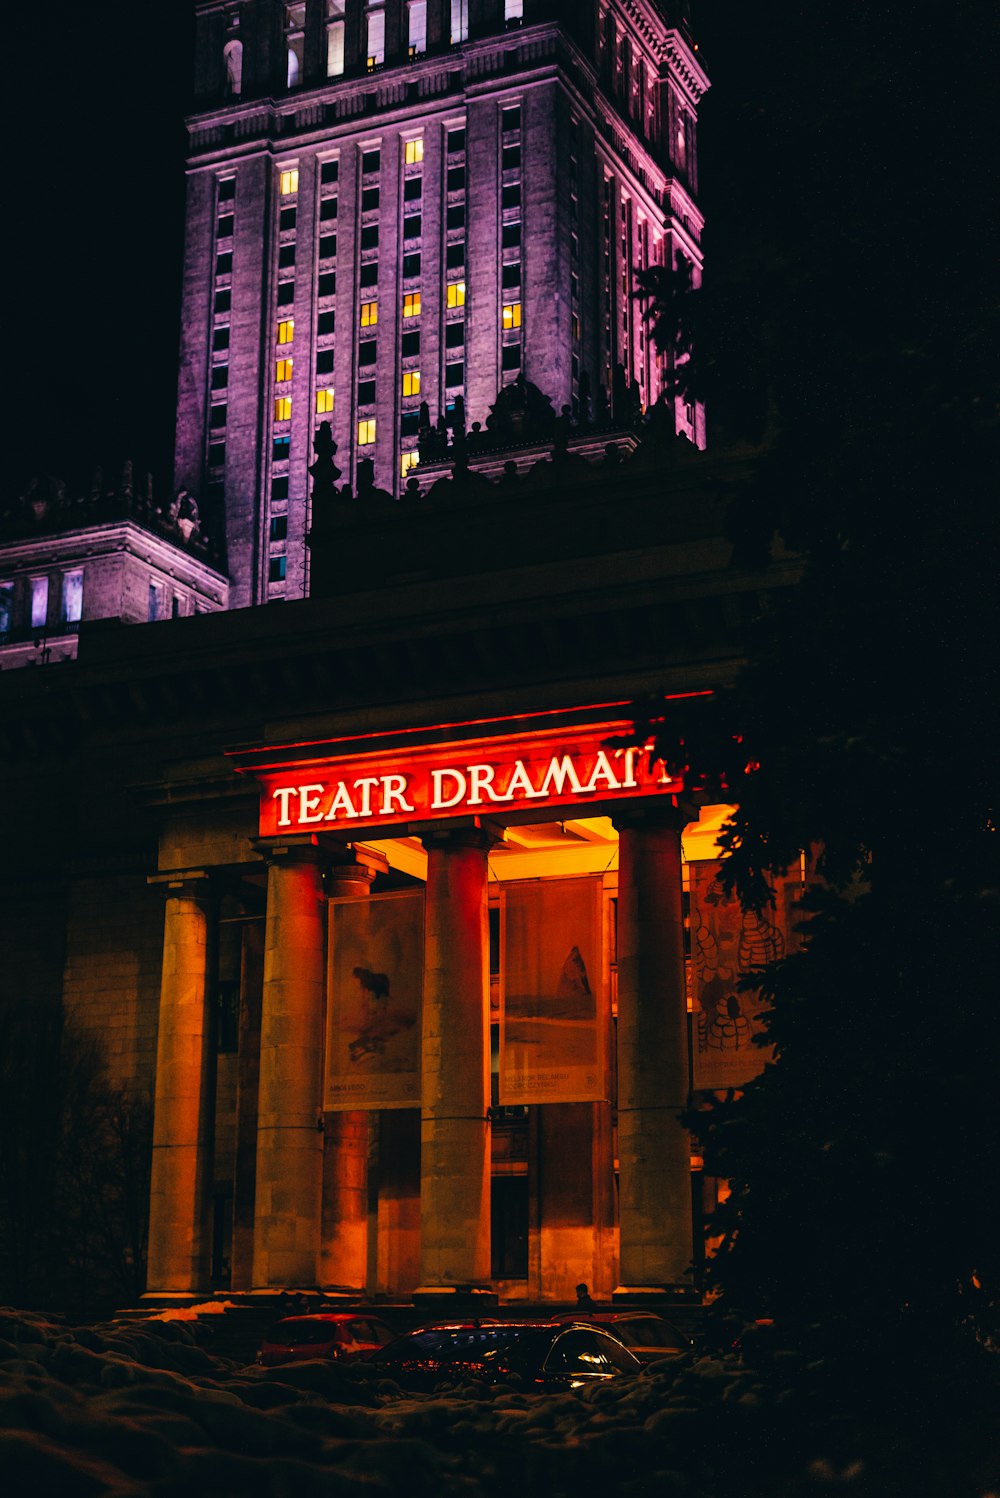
[258,1312,397,1367]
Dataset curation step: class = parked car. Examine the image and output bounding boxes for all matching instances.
[550,1310,693,1363]
[258,1312,397,1367]
[366,1319,642,1391]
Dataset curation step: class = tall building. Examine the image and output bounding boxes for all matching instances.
[176,0,709,607]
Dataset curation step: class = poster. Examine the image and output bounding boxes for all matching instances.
[325,889,423,1110]
[500,877,607,1104]
[689,860,805,1090]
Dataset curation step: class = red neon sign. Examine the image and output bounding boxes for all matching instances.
[253,721,682,837]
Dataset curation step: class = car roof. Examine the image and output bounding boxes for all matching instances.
[266,1312,384,1329]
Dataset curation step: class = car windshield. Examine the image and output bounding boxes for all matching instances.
[375,1325,548,1365]
[606,1317,686,1348]
[265,1319,339,1347]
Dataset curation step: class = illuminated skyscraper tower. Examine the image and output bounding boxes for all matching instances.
[175,0,708,606]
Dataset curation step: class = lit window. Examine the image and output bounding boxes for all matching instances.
[30,576,48,630]
[401,450,420,476]
[277,319,294,344]
[276,358,293,382]
[446,281,466,308]
[450,0,468,44]
[504,0,523,18]
[61,569,84,625]
[327,0,346,75]
[0,582,13,639]
[502,301,522,329]
[407,0,426,55]
[404,138,424,165]
[358,418,376,445]
[316,388,335,413]
[280,168,299,195]
[274,396,292,421]
[403,292,421,318]
[360,300,378,326]
[366,6,385,68]
[402,370,421,396]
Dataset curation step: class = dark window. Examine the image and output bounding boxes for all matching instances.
[445,320,465,349]
[403,214,421,239]
[446,241,464,269]
[401,330,420,357]
[358,378,377,404]
[271,476,289,500]
[502,342,522,370]
[320,159,339,183]
[360,225,379,250]
[208,441,226,466]
[502,260,521,288]
[215,981,240,1053]
[216,252,233,276]
[403,175,422,201]
[269,515,288,541]
[279,206,297,231]
[501,221,521,248]
[447,127,466,155]
[491,1177,528,1279]
[446,165,466,192]
[268,555,287,582]
[214,288,231,313]
[209,404,227,429]
[360,261,378,286]
[316,349,335,374]
[446,204,465,231]
[501,183,521,210]
[212,326,230,351]
[217,214,234,238]
[319,233,337,260]
[320,197,339,221]
[400,409,420,436]
[362,148,381,174]
[402,252,421,279]
[211,364,229,390]
[502,143,521,171]
[218,177,236,201]
[318,271,337,298]
[317,310,336,336]
[277,281,295,305]
[361,186,380,213]
[278,243,296,269]
[358,340,377,366]
[445,361,464,387]
[502,104,521,132]
[272,435,291,460]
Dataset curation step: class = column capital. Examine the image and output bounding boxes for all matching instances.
[147,868,218,901]
[416,815,506,852]
[252,832,338,867]
[613,795,699,833]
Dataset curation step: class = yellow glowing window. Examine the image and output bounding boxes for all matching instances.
[360,300,378,326]
[401,449,420,476]
[276,358,294,382]
[357,418,376,445]
[502,301,522,329]
[446,281,466,308]
[279,168,299,195]
[274,396,292,421]
[403,292,421,318]
[402,370,421,397]
[404,139,424,165]
[316,388,335,413]
[277,319,295,344]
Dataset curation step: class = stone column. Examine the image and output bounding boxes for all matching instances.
[416,827,493,1294]
[252,837,327,1289]
[320,859,376,1292]
[615,811,694,1293]
[146,872,217,1294]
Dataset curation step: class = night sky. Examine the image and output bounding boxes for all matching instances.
[11,1,737,500]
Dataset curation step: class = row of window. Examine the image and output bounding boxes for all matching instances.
[0,571,83,636]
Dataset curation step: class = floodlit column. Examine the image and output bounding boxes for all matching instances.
[252,838,327,1289]
[320,860,376,1292]
[147,873,216,1294]
[615,812,694,1291]
[417,828,492,1290]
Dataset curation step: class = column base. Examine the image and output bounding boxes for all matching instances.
[412,1285,499,1310]
[612,1283,701,1305]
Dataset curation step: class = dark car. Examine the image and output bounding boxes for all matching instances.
[550,1310,693,1364]
[258,1312,397,1368]
[366,1319,642,1391]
